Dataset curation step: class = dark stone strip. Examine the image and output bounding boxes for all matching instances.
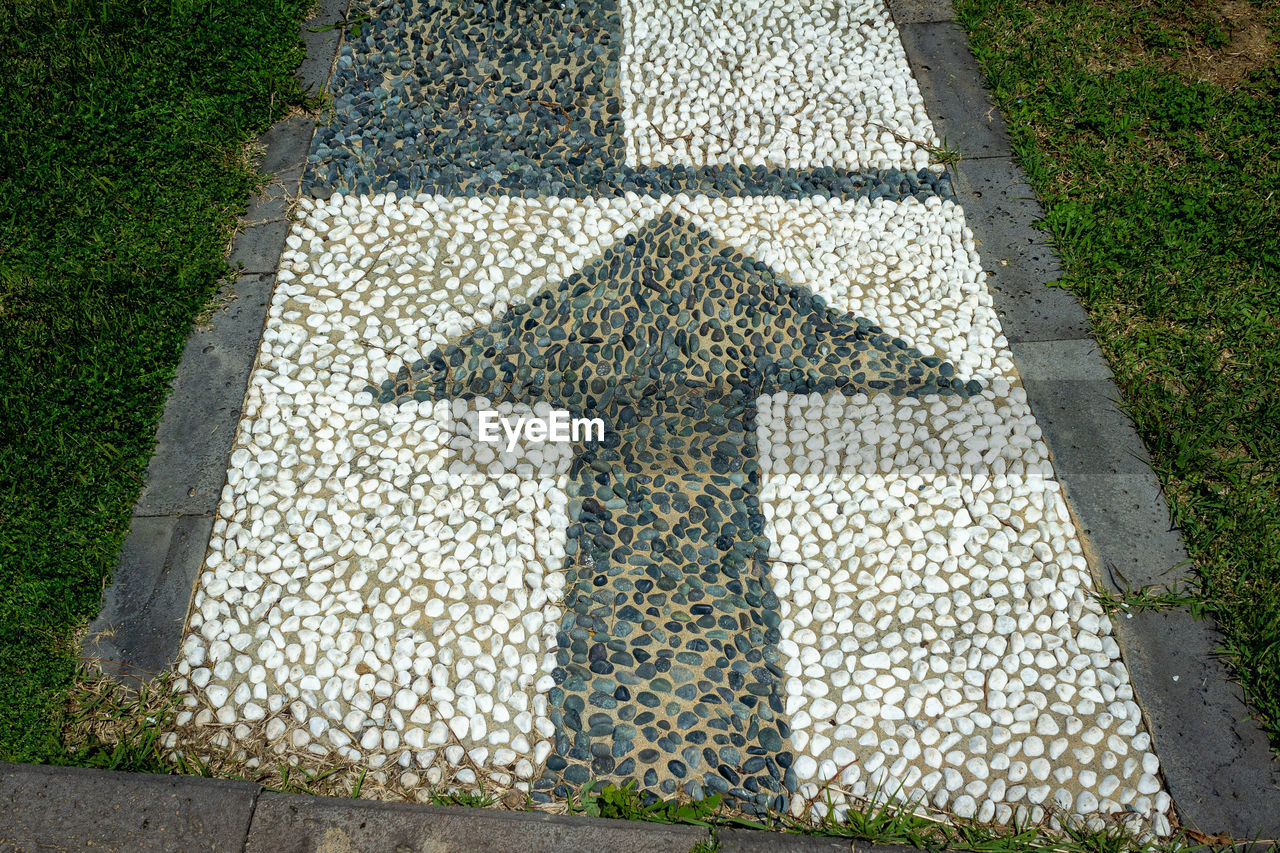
[307,0,623,197]
[542,389,792,813]
[302,0,955,201]
[307,160,956,202]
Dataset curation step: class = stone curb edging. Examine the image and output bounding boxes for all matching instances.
[887,0,1280,838]
[0,762,926,853]
[81,0,350,686]
[70,0,1279,842]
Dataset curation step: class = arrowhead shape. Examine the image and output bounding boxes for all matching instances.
[373,212,975,408]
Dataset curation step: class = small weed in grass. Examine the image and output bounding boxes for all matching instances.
[56,672,178,774]
[269,763,350,796]
[350,767,367,798]
[1089,564,1208,617]
[569,781,1213,853]
[0,0,313,761]
[589,779,723,826]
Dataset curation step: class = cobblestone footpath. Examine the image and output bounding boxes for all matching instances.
[170,0,1173,835]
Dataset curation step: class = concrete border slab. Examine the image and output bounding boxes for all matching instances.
[132,273,276,518]
[895,21,1010,159]
[83,279,279,684]
[1116,610,1280,839]
[243,792,707,853]
[0,762,994,853]
[948,158,1093,343]
[887,0,955,25]
[1062,473,1189,590]
[228,211,293,276]
[229,116,311,274]
[0,762,259,853]
[895,17,1093,344]
[83,514,215,682]
[297,0,349,96]
[1012,342,1160,482]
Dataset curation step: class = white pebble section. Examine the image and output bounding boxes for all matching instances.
[180,390,571,779]
[168,188,1171,831]
[757,388,1170,831]
[621,0,940,171]
[275,193,667,367]
[273,192,1008,386]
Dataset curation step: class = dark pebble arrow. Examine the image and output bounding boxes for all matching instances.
[369,211,978,813]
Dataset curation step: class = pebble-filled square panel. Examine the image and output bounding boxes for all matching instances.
[171,0,1172,837]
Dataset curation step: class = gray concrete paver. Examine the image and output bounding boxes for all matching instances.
[132,273,275,519]
[243,792,707,853]
[0,763,258,853]
[83,515,215,683]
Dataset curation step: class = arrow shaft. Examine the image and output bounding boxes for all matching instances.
[541,387,793,809]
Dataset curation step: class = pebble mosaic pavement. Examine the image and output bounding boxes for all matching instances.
[173,0,1173,835]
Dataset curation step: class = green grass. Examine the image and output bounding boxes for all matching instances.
[0,0,313,761]
[56,673,180,773]
[953,0,1280,750]
[428,789,500,809]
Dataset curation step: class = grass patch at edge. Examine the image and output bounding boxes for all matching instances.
[0,0,314,761]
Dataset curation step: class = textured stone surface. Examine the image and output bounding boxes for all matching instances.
[174,187,1168,830]
[947,161,1092,344]
[244,791,704,853]
[0,762,258,853]
[303,0,954,199]
[1112,609,1280,839]
[132,274,276,518]
[296,0,350,96]
[78,0,1280,838]
[230,116,314,274]
[622,0,940,171]
[896,22,1009,159]
[887,0,955,25]
[160,0,1178,837]
[84,515,215,682]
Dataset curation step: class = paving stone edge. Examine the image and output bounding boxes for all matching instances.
[889,0,1280,839]
[0,762,948,853]
[81,0,350,687]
